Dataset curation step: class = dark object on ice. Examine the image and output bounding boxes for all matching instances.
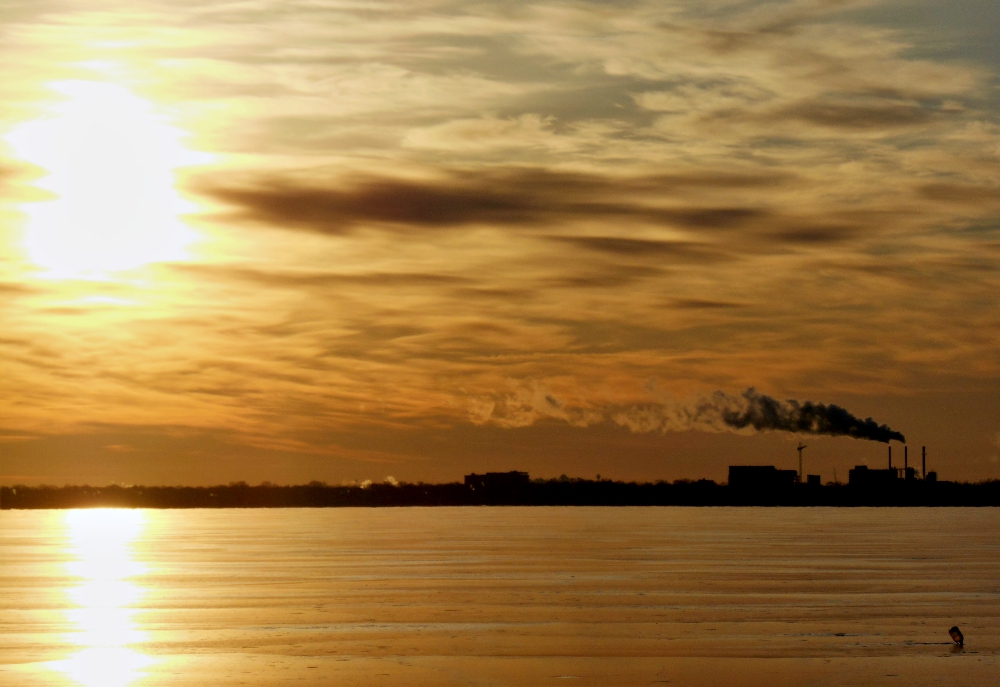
[949,626,964,646]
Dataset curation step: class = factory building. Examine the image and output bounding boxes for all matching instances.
[464,471,530,491]
[850,445,936,487]
[728,465,798,490]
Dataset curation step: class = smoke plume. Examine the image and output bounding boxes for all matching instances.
[721,388,905,444]
[473,383,905,443]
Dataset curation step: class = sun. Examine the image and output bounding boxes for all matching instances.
[4,81,204,279]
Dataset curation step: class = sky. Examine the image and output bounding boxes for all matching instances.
[1,0,999,486]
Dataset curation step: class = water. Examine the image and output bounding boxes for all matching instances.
[1,507,997,686]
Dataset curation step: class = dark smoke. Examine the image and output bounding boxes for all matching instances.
[722,388,905,443]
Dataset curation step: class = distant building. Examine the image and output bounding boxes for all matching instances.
[848,465,899,488]
[728,465,797,490]
[806,474,821,487]
[464,471,530,491]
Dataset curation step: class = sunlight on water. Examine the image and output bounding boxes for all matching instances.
[2,508,997,687]
[4,80,207,280]
[50,510,153,687]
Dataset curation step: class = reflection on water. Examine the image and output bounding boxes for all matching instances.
[51,510,153,687]
[2,508,997,687]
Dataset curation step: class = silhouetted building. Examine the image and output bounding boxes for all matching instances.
[806,474,821,487]
[728,465,797,491]
[464,471,530,491]
[848,465,899,488]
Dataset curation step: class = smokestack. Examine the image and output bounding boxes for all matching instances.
[904,446,908,472]
[888,445,892,470]
[922,446,926,479]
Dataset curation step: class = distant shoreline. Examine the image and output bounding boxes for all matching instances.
[3,478,1000,509]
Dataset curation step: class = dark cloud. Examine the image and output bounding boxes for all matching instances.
[642,172,790,189]
[699,1,882,54]
[919,183,1000,204]
[667,298,744,310]
[771,225,856,244]
[646,207,764,228]
[170,264,470,289]
[451,287,535,302]
[197,168,771,234]
[551,265,662,289]
[208,179,540,231]
[777,100,935,129]
[551,236,727,261]
[0,281,37,294]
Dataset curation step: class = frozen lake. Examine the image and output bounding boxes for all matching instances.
[1,507,997,686]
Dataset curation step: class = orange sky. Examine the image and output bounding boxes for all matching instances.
[1,0,999,486]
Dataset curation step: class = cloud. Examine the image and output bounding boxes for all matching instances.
[198,168,776,235]
[550,236,727,261]
[467,379,604,429]
[402,114,572,153]
[667,298,745,310]
[776,99,936,130]
[169,264,471,289]
[919,183,1000,205]
[769,225,856,244]
[206,175,545,232]
[0,281,38,294]
[1,0,999,482]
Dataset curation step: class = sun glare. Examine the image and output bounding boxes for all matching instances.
[51,509,154,687]
[4,81,204,279]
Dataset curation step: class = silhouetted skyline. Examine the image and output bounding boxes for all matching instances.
[4,465,998,509]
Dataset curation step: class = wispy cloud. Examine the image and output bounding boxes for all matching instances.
[0,0,998,481]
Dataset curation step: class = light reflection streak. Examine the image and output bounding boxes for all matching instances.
[50,509,154,687]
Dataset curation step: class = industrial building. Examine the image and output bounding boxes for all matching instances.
[728,465,798,490]
[849,445,936,488]
[464,471,531,491]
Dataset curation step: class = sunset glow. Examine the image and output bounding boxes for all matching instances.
[0,0,998,485]
[5,80,200,279]
[1,3,1000,685]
